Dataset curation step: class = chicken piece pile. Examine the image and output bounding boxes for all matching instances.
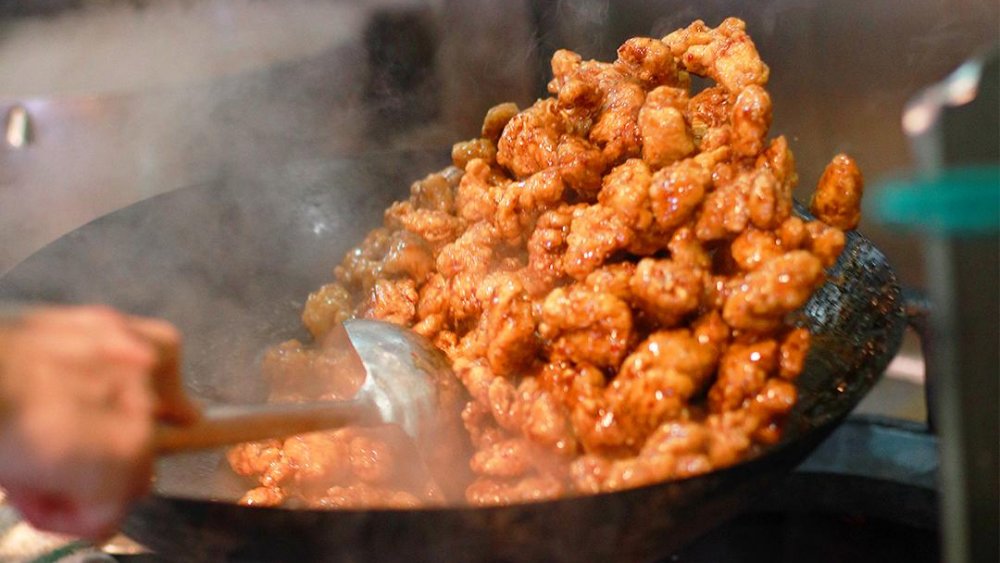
[229,17,864,508]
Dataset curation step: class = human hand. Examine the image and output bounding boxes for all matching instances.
[0,305,198,539]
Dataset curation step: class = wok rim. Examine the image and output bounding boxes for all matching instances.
[0,150,908,519]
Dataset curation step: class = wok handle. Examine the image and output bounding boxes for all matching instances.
[155,399,377,454]
[901,288,934,430]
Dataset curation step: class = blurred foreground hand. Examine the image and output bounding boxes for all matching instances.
[0,306,198,540]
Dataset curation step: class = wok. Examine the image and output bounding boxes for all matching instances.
[0,150,907,562]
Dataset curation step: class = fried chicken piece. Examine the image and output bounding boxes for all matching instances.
[539,284,634,369]
[409,167,460,214]
[639,86,695,168]
[614,37,680,88]
[462,400,507,449]
[557,134,606,198]
[649,157,712,230]
[361,278,418,325]
[722,251,825,332]
[384,201,464,250]
[482,102,520,142]
[261,340,362,403]
[589,74,646,165]
[668,225,712,269]
[630,258,705,327]
[524,204,576,295]
[708,339,779,412]
[697,167,787,241]
[316,484,421,509]
[495,168,565,245]
[563,204,633,279]
[756,135,798,201]
[811,154,863,230]
[805,220,847,268]
[239,486,285,507]
[776,215,808,249]
[497,98,567,178]
[380,230,435,284]
[436,220,498,278]
[349,434,396,485]
[228,439,292,487]
[455,158,506,224]
[470,438,534,478]
[302,282,353,340]
[729,228,783,272]
[466,474,564,506]
[479,274,538,376]
[334,227,392,292]
[417,273,449,320]
[538,359,606,413]
[605,330,720,449]
[592,421,715,493]
[584,262,636,304]
[569,454,612,494]
[746,168,788,230]
[519,384,577,455]
[283,432,352,493]
[662,17,770,93]
[452,138,498,170]
[779,327,811,380]
[598,159,655,231]
[731,85,772,157]
[689,85,732,130]
[548,49,587,99]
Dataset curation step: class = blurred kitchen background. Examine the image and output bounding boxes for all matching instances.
[0,0,996,420]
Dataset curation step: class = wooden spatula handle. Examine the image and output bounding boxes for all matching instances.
[155,400,377,454]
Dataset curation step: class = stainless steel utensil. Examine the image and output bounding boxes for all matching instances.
[155,319,456,456]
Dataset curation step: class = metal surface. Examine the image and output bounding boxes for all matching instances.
[673,416,939,562]
[154,319,455,455]
[0,150,907,561]
[343,319,449,445]
[891,48,999,563]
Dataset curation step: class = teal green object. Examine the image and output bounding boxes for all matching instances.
[870,166,1000,234]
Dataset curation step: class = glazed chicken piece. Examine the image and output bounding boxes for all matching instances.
[231,17,864,508]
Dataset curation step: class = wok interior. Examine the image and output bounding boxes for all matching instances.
[0,151,906,504]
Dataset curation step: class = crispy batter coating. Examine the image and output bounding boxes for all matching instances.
[722,251,825,332]
[630,258,705,327]
[557,134,606,198]
[452,138,497,171]
[361,278,418,326]
[614,37,680,88]
[639,86,695,168]
[811,154,864,230]
[779,327,811,380]
[729,229,783,272]
[731,85,772,157]
[497,98,566,178]
[649,158,711,230]
[231,18,863,508]
[302,283,353,340]
[606,330,719,450]
[539,284,634,369]
[563,204,632,279]
[240,486,285,507]
[481,274,538,376]
[661,17,770,93]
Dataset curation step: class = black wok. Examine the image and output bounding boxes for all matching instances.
[0,151,907,562]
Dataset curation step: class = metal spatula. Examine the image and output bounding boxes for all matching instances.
[154,319,457,456]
